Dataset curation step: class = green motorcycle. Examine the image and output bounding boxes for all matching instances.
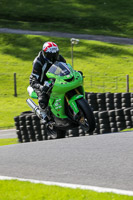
[26,61,95,138]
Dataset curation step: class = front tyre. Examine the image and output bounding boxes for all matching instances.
[76,98,95,133]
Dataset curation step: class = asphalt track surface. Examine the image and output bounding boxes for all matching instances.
[0,129,16,139]
[0,130,133,192]
[1,28,133,45]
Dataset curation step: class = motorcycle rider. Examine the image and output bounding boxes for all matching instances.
[29,41,66,124]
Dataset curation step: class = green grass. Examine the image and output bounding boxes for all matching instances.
[0,179,133,200]
[121,128,133,132]
[1,0,133,38]
[1,33,133,129]
[0,138,18,146]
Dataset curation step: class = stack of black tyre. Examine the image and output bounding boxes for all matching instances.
[86,93,98,111]
[105,93,115,110]
[86,92,133,134]
[98,110,110,134]
[86,92,133,111]
[14,111,67,143]
[14,92,133,143]
[14,111,41,143]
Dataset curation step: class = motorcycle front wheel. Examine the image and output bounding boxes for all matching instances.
[76,98,96,133]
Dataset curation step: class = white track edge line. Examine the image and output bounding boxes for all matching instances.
[0,175,133,196]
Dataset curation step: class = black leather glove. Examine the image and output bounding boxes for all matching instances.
[39,85,48,93]
[39,81,53,94]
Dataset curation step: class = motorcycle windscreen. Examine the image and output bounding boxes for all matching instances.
[48,61,71,76]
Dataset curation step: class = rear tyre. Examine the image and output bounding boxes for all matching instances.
[76,98,96,132]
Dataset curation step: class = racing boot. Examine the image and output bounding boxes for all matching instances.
[46,124,57,139]
[40,107,56,139]
[39,107,48,124]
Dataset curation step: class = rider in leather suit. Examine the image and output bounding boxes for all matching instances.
[29,42,66,123]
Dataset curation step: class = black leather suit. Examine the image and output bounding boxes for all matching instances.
[30,51,66,109]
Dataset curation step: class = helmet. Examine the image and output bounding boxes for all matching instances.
[42,42,59,63]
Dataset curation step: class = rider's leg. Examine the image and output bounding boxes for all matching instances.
[39,93,49,122]
[34,89,49,123]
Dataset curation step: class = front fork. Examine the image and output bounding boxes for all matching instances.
[65,89,84,119]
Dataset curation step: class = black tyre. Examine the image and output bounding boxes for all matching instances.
[20,111,33,116]
[111,127,118,133]
[110,122,117,128]
[98,104,106,111]
[57,129,66,138]
[100,128,111,134]
[100,123,109,129]
[124,108,132,115]
[19,120,25,126]
[19,115,26,122]
[114,93,121,98]
[125,116,131,121]
[121,93,130,98]
[126,121,132,126]
[33,125,41,131]
[99,118,109,124]
[114,98,121,103]
[32,120,40,126]
[98,111,108,118]
[114,103,121,109]
[131,98,133,103]
[122,103,131,108]
[116,116,125,121]
[115,109,124,116]
[26,121,32,126]
[26,125,32,131]
[106,98,114,103]
[116,121,126,128]
[16,130,22,143]
[14,116,19,122]
[108,110,115,117]
[109,117,116,122]
[97,93,105,100]
[105,93,114,99]
[76,98,96,132]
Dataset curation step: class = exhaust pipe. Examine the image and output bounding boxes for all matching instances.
[26,98,41,119]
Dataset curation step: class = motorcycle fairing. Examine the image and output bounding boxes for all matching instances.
[27,86,38,99]
[49,94,83,119]
[68,94,83,114]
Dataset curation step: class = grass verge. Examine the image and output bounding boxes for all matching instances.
[0,138,18,146]
[0,180,132,200]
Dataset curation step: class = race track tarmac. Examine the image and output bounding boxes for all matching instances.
[0,131,133,191]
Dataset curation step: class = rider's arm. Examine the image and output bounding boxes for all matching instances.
[29,60,42,90]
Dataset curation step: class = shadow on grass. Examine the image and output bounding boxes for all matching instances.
[1,33,72,61]
[1,0,133,37]
[1,34,133,62]
[75,42,133,58]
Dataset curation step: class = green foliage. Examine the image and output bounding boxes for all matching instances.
[1,33,133,128]
[1,0,133,37]
[0,180,132,200]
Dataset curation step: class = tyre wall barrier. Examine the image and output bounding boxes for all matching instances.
[86,92,133,111]
[14,93,133,142]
